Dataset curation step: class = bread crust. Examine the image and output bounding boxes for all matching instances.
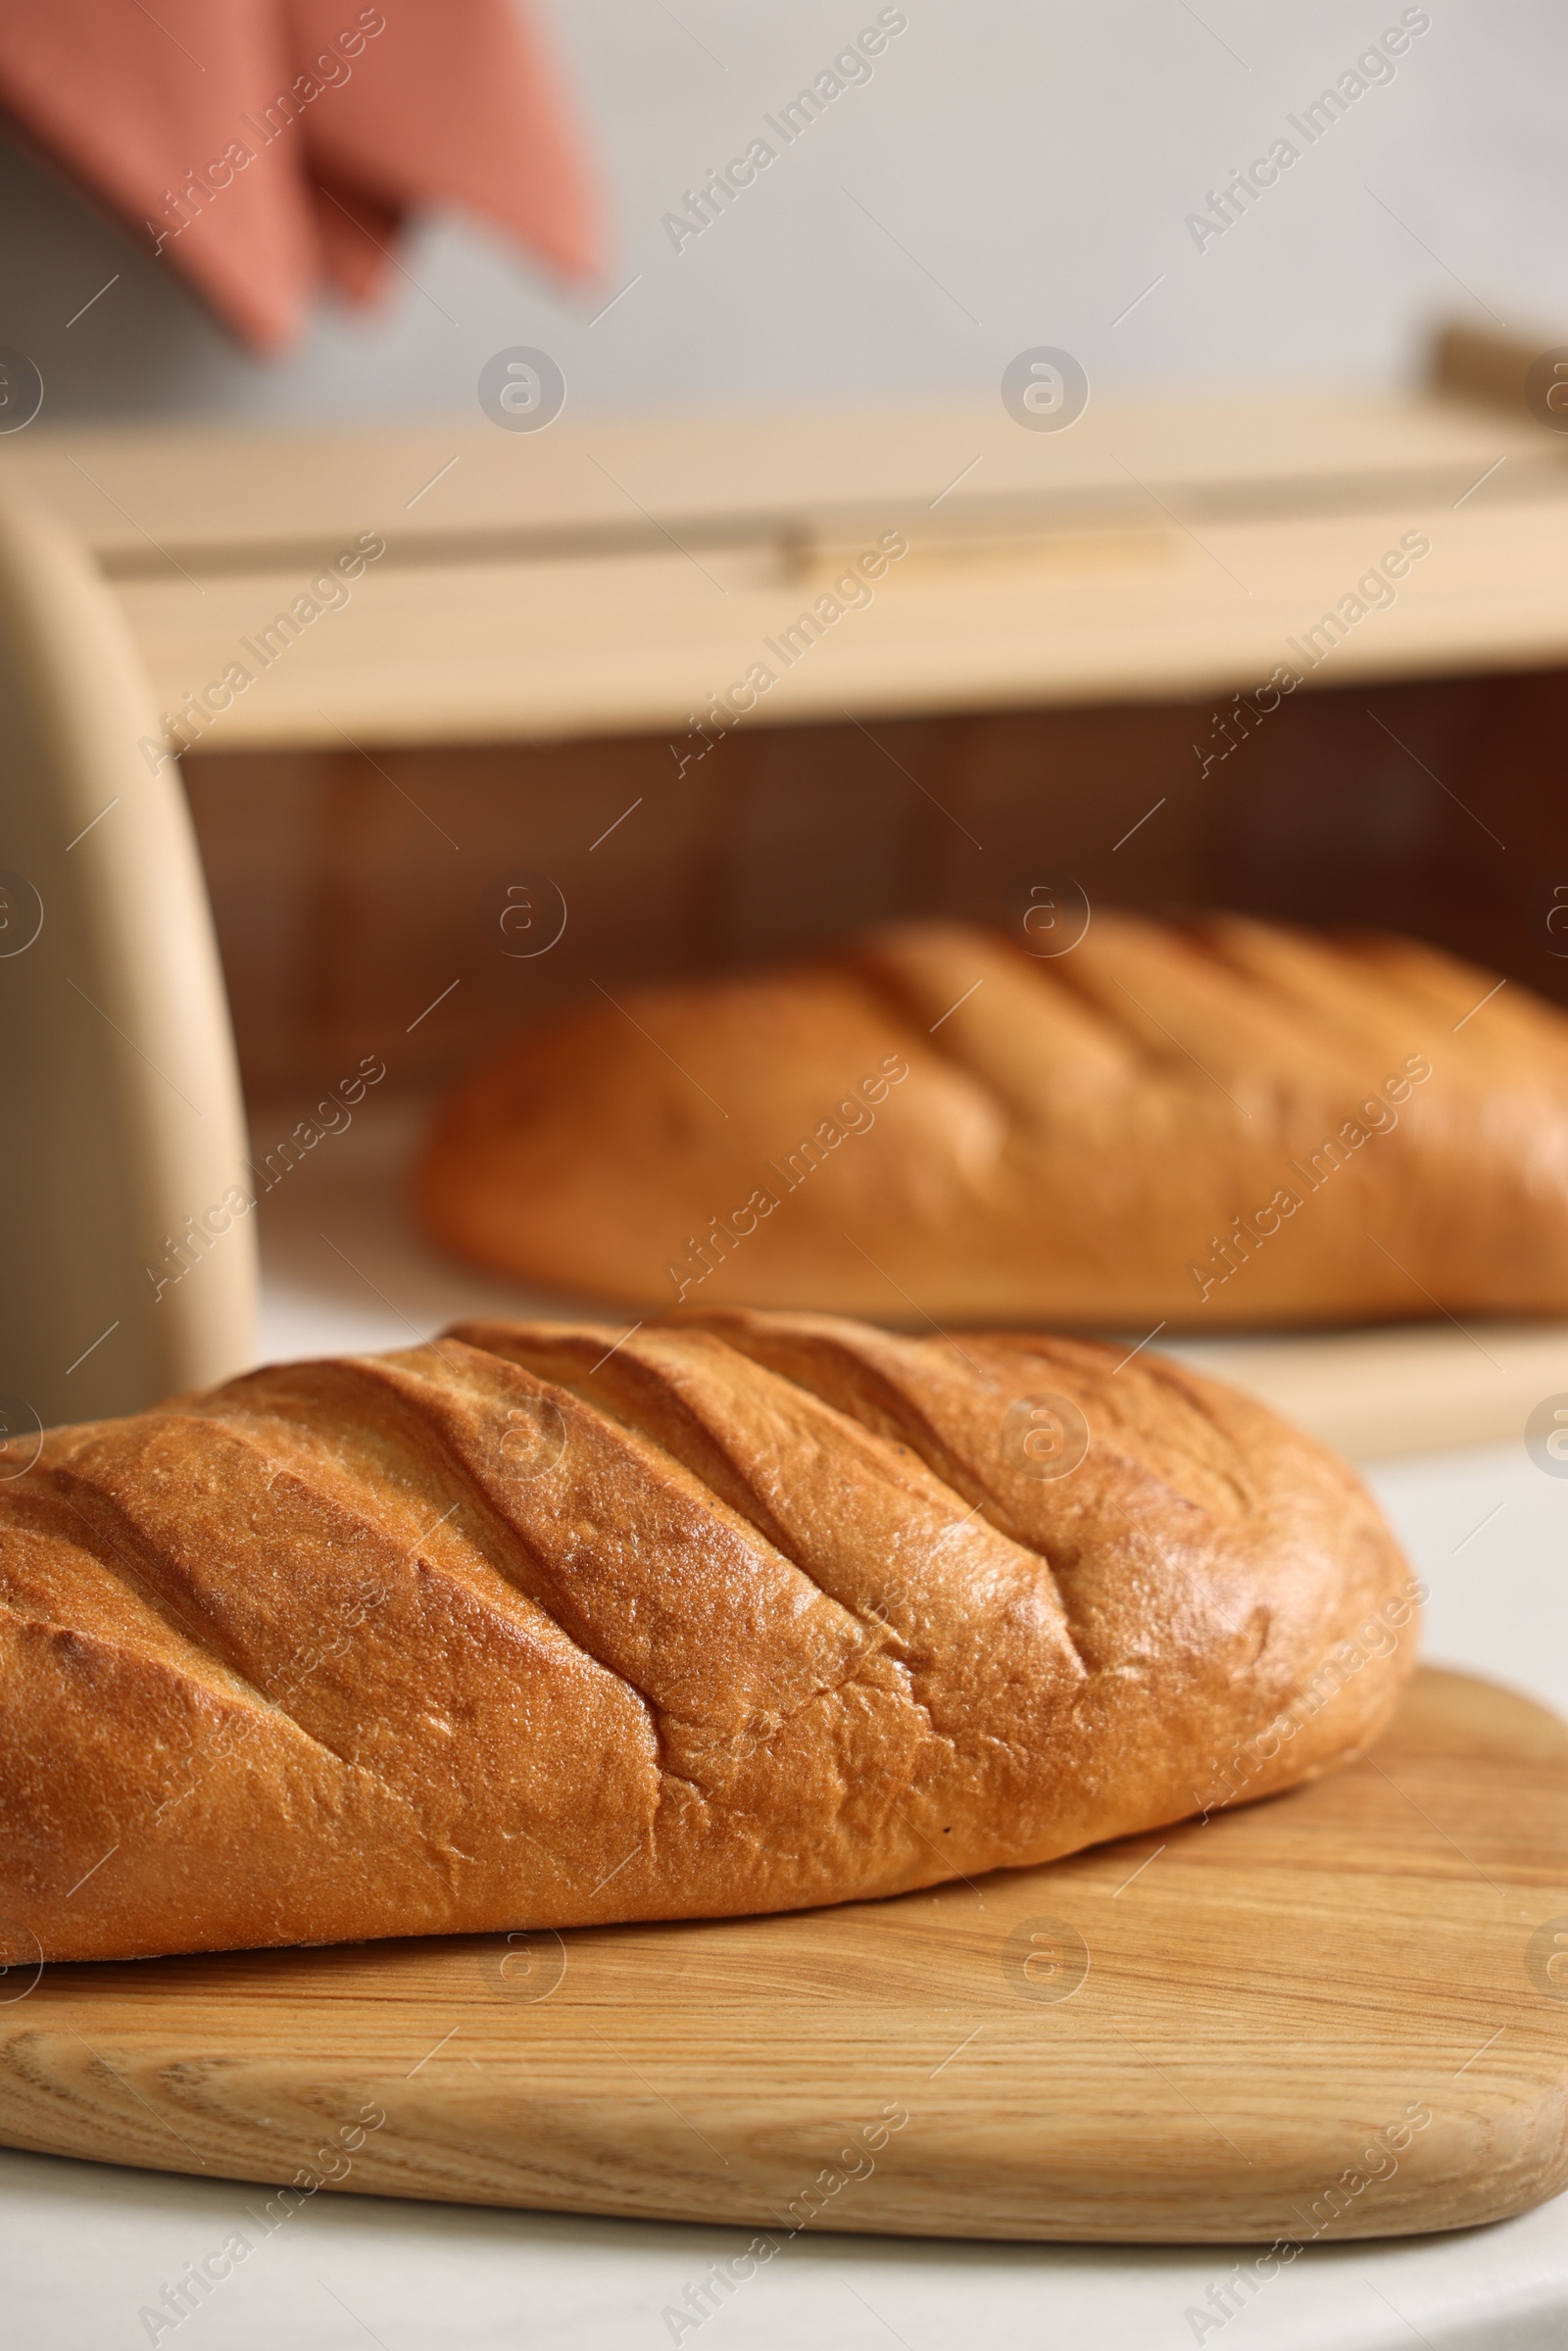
[416,913,1568,1323]
[1,1313,1417,1963]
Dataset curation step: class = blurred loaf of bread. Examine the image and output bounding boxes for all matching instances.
[417,912,1568,1325]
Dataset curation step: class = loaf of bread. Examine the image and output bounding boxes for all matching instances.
[417,912,1568,1324]
[2,1311,1417,1964]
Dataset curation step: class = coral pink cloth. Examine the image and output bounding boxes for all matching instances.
[0,1,602,350]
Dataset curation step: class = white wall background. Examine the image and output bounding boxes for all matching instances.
[1,0,1562,425]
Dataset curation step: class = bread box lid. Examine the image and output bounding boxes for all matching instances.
[2,324,1564,753]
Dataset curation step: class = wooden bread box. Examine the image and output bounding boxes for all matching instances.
[2,319,1565,1448]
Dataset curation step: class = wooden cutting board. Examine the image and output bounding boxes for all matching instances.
[2,1667,1566,2244]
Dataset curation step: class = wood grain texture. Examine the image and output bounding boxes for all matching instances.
[7,391,1551,563]
[0,1668,1564,2242]
[115,494,1568,750]
[7,383,1567,749]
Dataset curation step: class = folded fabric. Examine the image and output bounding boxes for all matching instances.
[0,0,601,350]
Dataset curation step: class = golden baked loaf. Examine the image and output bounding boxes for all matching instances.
[417,911,1568,1325]
[2,1311,1417,1964]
